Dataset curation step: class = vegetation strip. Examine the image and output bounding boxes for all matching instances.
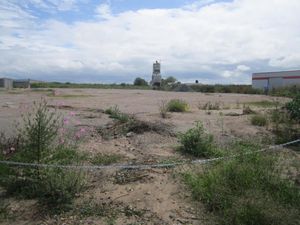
[1,139,299,170]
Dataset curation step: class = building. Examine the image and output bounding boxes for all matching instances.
[13,79,31,88]
[252,70,300,90]
[150,61,162,87]
[0,78,13,89]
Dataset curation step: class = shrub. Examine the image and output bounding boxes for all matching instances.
[285,94,300,122]
[251,114,267,126]
[133,77,148,86]
[184,149,300,225]
[167,99,189,112]
[179,122,219,157]
[105,105,130,123]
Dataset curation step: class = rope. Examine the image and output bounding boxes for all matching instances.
[0,139,299,170]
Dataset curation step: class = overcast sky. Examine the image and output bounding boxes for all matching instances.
[0,0,299,84]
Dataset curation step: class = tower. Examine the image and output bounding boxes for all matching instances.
[151,60,162,87]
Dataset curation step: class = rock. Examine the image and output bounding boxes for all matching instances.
[126,132,134,137]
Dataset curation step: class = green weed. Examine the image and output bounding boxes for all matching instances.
[167,99,189,112]
[105,105,130,123]
[91,153,122,165]
[178,122,220,157]
[251,114,268,126]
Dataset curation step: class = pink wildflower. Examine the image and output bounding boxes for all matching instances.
[69,111,76,116]
[63,118,69,125]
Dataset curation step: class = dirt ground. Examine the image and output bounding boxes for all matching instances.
[0,88,290,224]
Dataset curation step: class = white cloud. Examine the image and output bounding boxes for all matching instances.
[95,3,112,19]
[0,0,300,83]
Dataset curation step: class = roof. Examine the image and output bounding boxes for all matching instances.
[0,77,13,80]
[252,70,300,79]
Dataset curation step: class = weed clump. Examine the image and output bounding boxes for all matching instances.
[158,100,169,118]
[184,146,300,225]
[179,122,219,158]
[104,105,130,123]
[251,114,267,126]
[167,99,189,112]
[199,101,220,110]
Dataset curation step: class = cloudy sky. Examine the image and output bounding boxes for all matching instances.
[0,0,299,84]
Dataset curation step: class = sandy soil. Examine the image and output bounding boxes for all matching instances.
[0,88,289,224]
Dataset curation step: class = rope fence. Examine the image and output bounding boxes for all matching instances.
[0,139,299,171]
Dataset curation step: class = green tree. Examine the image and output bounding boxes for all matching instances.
[134,77,148,86]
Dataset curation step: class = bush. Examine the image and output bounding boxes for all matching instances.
[167,99,189,112]
[285,94,300,122]
[184,149,300,225]
[251,114,267,126]
[133,77,148,86]
[179,122,219,157]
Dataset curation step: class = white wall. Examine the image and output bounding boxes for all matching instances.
[252,79,268,89]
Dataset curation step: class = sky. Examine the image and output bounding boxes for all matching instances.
[0,0,300,84]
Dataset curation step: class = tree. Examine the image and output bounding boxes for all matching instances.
[134,77,148,86]
[165,76,177,84]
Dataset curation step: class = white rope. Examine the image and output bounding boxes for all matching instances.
[0,139,299,170]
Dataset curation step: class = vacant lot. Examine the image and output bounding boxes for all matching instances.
[0,88,296,224]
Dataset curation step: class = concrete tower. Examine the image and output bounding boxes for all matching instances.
[151,60,162,87]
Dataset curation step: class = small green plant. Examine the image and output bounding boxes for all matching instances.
[167,99,189,112]
[251,114,268,126]
[179,122,219,157]
[91,153,122,165]
[104,105,130,123]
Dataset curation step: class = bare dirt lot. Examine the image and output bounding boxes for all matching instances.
[0,88,290,224]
